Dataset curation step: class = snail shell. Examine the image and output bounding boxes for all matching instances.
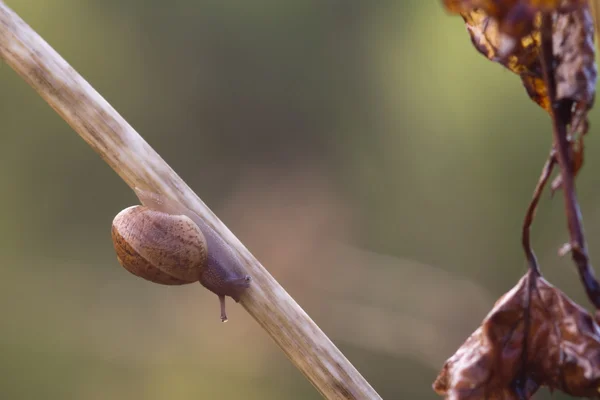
[111,205,208,285]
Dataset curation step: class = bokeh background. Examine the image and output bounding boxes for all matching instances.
[1,1,599,399]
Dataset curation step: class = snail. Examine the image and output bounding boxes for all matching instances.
[111,188,251,322]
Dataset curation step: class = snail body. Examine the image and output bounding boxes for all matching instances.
[111,189,251,322]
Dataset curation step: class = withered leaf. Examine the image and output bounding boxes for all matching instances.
[433,271,600,399]
[554,7,596,110]
[443,1,588,41]
[460,8,549,110]
[442,0,597,187]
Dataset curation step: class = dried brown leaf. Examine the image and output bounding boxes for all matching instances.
[454,4,595,111]
[433,272,600,399]
[554,7,596,108]
[443,1,587,40]
[442,0,597,187]
[460,9,549,110]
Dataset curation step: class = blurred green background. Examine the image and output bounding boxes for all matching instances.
[1,1,599,399]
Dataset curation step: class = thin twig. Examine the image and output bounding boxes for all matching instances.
[591,0,600,47]
[539,12,600,308]
[521,151,557,275]
[516,151,555,397]
[0,2,382,399]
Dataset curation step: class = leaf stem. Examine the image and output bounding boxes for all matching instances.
[539,12,600,308]
[518,150,556,397]
[521,151,556,276]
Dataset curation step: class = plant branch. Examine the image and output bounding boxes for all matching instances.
[0,2,381,399]
[522,151,556,276]
[591,0,600,46]
[539,12,600,309]
[516,150,555,396]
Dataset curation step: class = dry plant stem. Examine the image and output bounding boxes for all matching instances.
[591,0,600,46]
[510,151,555,396]
[539,12,600,309]
[521,151,557,275]
[0,2,381,399]
[516,152,556,397]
